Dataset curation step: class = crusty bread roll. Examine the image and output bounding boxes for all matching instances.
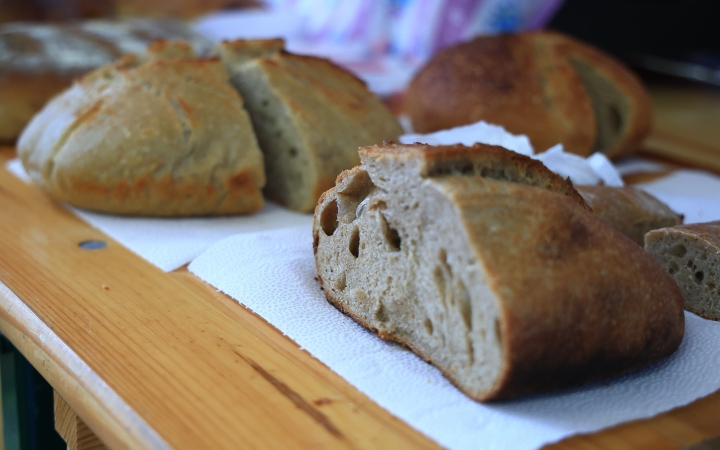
[313,142,684,401]
[404,31,651,159]
[645,222,720,321]
[214,39,404,213]
[577,185,683,246]
[17,41,265,216]
[0,19,210,142]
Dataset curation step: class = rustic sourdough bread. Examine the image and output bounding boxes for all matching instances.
[404,31,651,158]
[576,185,683,246]
[313,142,684,401]
[0,19,209,142]
[17,42,265,216]
[645,222,720,321]
[214,39,404,213]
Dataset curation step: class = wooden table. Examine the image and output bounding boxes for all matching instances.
[1,80,720,449]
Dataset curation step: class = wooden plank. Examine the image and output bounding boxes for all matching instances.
[55,391,107,450]
[642,81,720,172]
[0,147,436,448]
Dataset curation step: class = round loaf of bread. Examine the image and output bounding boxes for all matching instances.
[17,42,265,216]
[404,31,651,158]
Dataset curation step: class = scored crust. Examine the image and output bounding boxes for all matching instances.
[17,43,265,216]
[313,142,684,401]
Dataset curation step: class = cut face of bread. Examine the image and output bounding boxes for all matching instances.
[216,40,404,212]
[645,222,720,321]
[569,58,628,154]
[313,142,684,401]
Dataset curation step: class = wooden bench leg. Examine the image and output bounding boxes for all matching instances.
[54,391,107,450]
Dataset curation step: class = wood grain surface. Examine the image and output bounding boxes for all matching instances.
[642,80,720,173]
[55,391,107,450]
[1,145,720,449]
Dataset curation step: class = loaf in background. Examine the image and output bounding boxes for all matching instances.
[404,31,651,159]
[0,19,210,142]
[313,142,684,401]
[645,222,720,321]
[17,41,265,216]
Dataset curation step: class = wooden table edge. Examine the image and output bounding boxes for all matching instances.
[0,281,167,450]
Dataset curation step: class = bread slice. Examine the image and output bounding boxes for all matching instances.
[215,40,404,212]
[17,42,265,216]
[576,185,682,246]
[645,222,720,321]
[404,31,651,158]
[313,142,684,401]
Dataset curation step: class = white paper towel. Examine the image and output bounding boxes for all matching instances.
[189,226,720,450]
[636,169,720,224]
[5,158,312,271]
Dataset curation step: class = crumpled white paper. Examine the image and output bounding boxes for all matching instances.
[5,158,312,271]
[189,226,720,450]
[401,121,624,187]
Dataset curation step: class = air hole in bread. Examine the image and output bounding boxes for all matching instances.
[424,317,434,335]
[378,212,401,252]
[695,271,705,284]
[494,318,502,345]
[456,279,472,330]
[669,244,687,258]
[337,170,376,223]
[349,226,360,258]
[334,272,346,291]
[374,301,388,322]
[320,199,339,236]
[434,266,446,300]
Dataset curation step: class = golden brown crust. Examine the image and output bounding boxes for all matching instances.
[17,52,265,217]
[359,142,591,211]
[404,31,651,158]
[404,33,596,155]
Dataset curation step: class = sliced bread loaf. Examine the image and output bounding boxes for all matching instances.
[313,142,684,400]
[645,222,720,321]
[215,40,404,212]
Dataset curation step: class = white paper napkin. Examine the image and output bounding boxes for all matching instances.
[189,226,720,450]
[636,169,720,225]
[5,159,312,271]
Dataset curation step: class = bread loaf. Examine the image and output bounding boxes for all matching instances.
[17,41,265,216]
[313,142,684,400]
[404,31,651,159]
[576,185,682,246]
[645,222,720,321]
[214,39,404,212]
[0,19,210,141]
